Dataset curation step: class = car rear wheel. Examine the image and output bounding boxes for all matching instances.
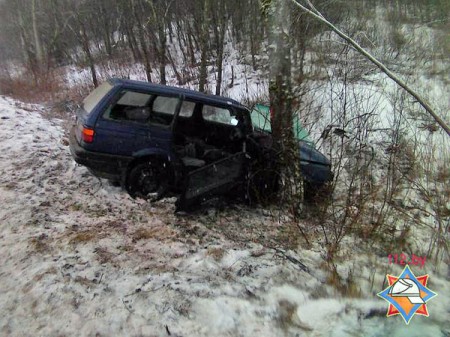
[126,160,169,200]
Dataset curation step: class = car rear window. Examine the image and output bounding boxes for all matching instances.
[117,91,152,107]
[82,82,113,115]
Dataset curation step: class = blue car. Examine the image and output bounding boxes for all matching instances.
[69,78,332,209]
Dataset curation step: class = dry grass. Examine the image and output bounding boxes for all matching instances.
[22,267,58,294]
[132,226,176,242]
[276,221,305,250]
[132,228,157,241]
[0,69,63,104]
[33,267,58,282]
[69,231,97,244]
[74,275,97,288]
[325,265,362,298]
[206,247,225,261]
[29,234,50,253]
[94,247,115,265]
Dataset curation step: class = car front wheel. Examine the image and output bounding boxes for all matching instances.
[126,160,168,200]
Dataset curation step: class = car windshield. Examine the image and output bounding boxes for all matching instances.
[251,103,313,145]
[82,82,113,115]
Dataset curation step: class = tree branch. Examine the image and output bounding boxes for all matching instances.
[289,0,450,137]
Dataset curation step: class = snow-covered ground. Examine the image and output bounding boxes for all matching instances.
[0,95,449,337]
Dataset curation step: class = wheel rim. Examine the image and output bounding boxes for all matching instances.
[137,166,159,195]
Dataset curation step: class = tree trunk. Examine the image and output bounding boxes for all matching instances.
[80,22,98,87]
[158,23,167,85]
[198,0,209,93]
[269,0,303,210]
[167,49,183,85]
[31,0,44,70]
[269,0,293,143]
[100,0,113,56]
[214,8,227,96]
[17,6,32,67]
[132,0,152,82]
[186,23,197,66]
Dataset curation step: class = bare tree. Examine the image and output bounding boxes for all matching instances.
[67,1,98,87]
[198,0,210,92]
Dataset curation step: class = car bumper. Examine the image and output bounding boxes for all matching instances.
[69,127,132,180]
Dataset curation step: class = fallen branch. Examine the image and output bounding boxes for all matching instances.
[270,246,310,273]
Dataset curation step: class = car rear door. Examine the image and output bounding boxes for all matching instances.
[93,90,154,156]
[94,90,182,157]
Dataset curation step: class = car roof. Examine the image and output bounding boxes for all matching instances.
[108,78,246,110]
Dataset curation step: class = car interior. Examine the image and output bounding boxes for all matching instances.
[103,90,246,171]
[173,101,245,170]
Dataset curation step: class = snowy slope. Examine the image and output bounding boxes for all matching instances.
[0,96,449,336]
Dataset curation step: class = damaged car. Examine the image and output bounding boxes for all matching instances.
[69,78,332,210]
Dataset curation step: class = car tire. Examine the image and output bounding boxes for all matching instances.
[109,180,121,187]
[126,160,169,200]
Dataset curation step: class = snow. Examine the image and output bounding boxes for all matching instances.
[0,96,449,336]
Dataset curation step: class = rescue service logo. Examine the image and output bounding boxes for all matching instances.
[377,265,437,324]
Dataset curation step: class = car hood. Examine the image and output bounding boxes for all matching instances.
[299,141,331,166]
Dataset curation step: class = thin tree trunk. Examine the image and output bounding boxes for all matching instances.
[132,0,152,82]
[198,0,209,93]
[158,23,167,85]
[100,0,112,56]
[175,20,188,64]
[124,22,140,62]
[31,0,44,70]
[186,23,197,66]
[214,10,227,95]
[80,22,98,87]
[17,7,32,66]
[167,49,182,85]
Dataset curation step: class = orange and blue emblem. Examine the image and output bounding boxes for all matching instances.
[377,265,437,324]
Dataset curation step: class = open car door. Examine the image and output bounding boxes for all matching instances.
[176,152,246,210]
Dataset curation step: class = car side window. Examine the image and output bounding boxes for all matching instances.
[202,105,236,125]
[152,96,179,115]
[149,96,183,126]
[102,92,195,126]
[103,90,152,124]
